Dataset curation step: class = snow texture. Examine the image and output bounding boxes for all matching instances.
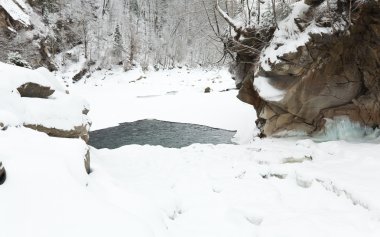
[0,62,90,131]
[260,2,331,71]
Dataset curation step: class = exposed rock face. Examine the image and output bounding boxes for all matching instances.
[24,124,90,142]
[17,82,55,98]
[233,0,380,136]
[0,1,78,70]
[84,149,91,174]
[0,162,5,185]
[0,1,30,30]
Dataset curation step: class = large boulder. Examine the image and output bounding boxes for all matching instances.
[17,82,54,98]
[0,62,91,173]
[233,0,380,136]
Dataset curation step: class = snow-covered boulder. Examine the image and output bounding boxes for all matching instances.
[0,62,91,141]
[231,0,380,137]
[17,82,54,98]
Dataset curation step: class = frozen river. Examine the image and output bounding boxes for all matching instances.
[89,119,236,149]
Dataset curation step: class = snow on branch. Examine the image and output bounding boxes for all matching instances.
[216,0,246,36]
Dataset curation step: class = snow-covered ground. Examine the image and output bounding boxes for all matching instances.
[1,66,380,236]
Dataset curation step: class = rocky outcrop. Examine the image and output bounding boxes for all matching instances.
[72,68,89,82]
[0,0,31,30]
[230,0,380,136]
[24,123,90,142]
[1,63,91,143]
[0,162,5,185]
[0,1,76,71]
[17,82,54,98]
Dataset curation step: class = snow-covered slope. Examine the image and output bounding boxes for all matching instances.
[91,139,380,237]
[0,128,153,237]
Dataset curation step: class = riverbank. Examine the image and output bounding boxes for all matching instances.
[1,66,380,237]
[75,67,380,237]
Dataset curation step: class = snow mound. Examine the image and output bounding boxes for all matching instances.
[0,62,90,134]
[0,62,65,93]
[0,128,153,237]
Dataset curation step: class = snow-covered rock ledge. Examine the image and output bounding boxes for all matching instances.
[0,62,91,141]
[226,0,380,137]
[0,62,92,180]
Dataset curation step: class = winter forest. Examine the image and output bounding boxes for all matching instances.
[1,0,380,236]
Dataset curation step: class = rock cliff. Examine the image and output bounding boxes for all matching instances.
[230,0,380,137]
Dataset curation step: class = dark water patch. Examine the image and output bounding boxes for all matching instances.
[89,119,236,149]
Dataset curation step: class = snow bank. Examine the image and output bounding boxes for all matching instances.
[0,128,153,237]
[90,140,380,237]
[0,62,89,132]
[0,62,65,93]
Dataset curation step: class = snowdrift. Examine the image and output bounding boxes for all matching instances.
[0,62,90,141]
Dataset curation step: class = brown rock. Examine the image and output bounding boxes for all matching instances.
[24,124,89,143]
[73,68,88,82]
[235,1,380,136]
[17,82,54,98]
[237,76,264,110]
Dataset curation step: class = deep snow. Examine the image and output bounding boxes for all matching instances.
[0,62,90,131]
[1,65,380,237]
